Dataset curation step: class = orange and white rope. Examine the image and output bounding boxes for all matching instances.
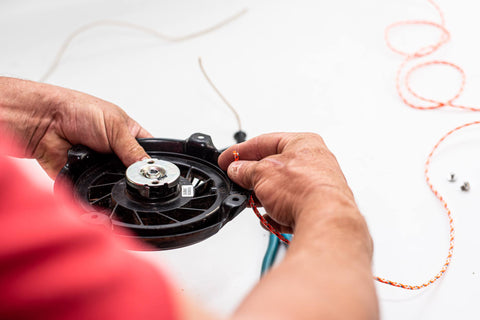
[385,0,480,112]
[376,0,480,289]
[375,120,480,289]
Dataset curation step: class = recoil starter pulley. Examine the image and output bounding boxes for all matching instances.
[55,133,249,250]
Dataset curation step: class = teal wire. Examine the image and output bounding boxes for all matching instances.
[261,233,279,276]
[260,233,293,276]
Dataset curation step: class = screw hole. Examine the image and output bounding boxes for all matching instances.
[232,197,240,202]
[147,160,155,164]
[152,180,160,185]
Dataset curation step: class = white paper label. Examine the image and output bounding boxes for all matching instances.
[181,185,194,197]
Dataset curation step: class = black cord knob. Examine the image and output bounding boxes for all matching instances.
[234,130,247,143]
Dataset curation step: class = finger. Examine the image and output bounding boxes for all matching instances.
[261,214,293,234]
[218,133,288,170]
[225,160,257,189]
[132,122,153,139]
[226,154,285,189]
[111,128,150,167]
[137,127,153,138]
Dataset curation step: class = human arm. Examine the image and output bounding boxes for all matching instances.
[217,133,378,320]
[0,79,378,319]
[0,76,152,178]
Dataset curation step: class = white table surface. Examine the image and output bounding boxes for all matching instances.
[2,0,480,318]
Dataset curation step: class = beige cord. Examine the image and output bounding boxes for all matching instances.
[198,57,242,131]
[39,9,248,82]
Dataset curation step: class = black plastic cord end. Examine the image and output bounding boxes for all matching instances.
[233,130,247,143]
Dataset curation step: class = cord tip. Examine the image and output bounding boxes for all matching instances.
[234,130,247,143]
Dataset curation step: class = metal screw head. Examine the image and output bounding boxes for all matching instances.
[448,173,456,182]
[461,182,470,192]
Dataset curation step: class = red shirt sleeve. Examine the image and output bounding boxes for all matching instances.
[0,145,179,320]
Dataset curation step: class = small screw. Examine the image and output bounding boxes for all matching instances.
[461,182,470,192]
[448,173,456,182]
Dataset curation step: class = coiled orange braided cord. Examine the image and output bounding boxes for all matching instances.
[385,0,480,111]
[376,0,480,289]
[374,120,480,289]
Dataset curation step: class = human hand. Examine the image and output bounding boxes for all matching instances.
[0,77,152,179]
[218,132,358,232]
[221,134,377,320]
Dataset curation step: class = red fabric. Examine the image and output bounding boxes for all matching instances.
[0,143,178,320]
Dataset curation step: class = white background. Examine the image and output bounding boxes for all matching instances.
[2,0,480,318]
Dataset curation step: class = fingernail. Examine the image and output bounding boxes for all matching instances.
[229,161,241,178]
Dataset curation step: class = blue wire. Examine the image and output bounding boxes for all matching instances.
[260,233,293,276]
[261,233,279,276]
[283,234,293,242]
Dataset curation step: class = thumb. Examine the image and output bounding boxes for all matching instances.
[227,160,257,190]
[111,128,150,167]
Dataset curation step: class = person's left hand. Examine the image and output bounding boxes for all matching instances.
[0,77,152,178]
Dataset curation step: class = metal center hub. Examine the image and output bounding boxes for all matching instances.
[125,158,181,199]
[141,165,166,179]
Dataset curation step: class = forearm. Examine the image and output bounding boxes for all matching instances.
[232,196,378,320]
[0,77,61,157]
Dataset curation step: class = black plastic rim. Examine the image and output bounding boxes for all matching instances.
[55,133,249,250]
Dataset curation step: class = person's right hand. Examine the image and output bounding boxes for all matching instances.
[218,132,359,232]
[220,133,377,320]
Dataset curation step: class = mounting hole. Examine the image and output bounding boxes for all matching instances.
[232,197,240,202]
[151,180,160,185]
[147,160,155,164]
